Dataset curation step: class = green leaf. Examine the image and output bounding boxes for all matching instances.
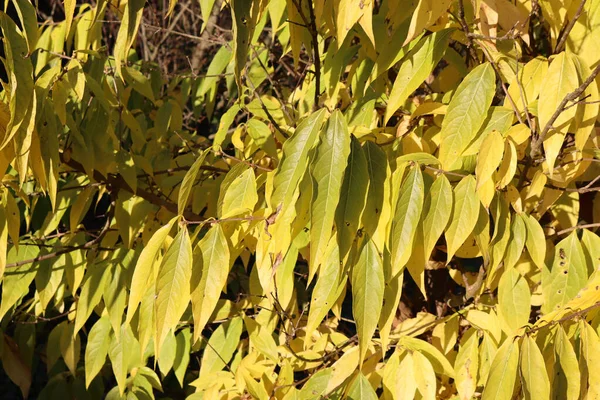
[297,367,333,400]
[85,317,112,388]
[542,231,588,313]
[310,110,351,272]
[352,236,384,365]
[503,214,527,270]
[579,320,600,399]
[553,326,581,400]
[421,173,453,261]
[11,0,39,53]
[191,224,230,343]
[384,29,453,123]
[399,336,455,377]
[520,335,550,400]
[481,338,519,400]
[200,316,243,377]
[497,268,531,334]
[445,175,479,263]
[179,149,209,215]
[390,166,424,275]
[123,67,156,102]
[126,217,177,324]
[335,136,370,259]
[271,109,327,210]
[158,330,177,376]
[438,63,496,170]
[347,373,377,400]
[154,227,193,353]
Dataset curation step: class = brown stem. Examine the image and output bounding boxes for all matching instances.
[530,62,600,159]
[555,0,587,53]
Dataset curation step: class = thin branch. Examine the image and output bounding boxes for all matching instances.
[531,62,600,159]
[555,0,587,53]
[555,223,600,236]
[456,0,479,64]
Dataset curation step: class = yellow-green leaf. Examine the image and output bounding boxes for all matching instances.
[85,317,112,388]
[310,110,351,271]
[154,227,193,353]
[438,63,496,170]
[421,173,453,261]
[191,224,230,343]
[352,236,384,365]
[455,329,479,400]
[445,175,479,263]
[113,0,145,77]
[481,338,519,400]
[200,316,243,377]
[347,372,377,400]
[126,217,177,324]
[476,130,504,190]
[553,326,581,400]
[497,268,531,334]
[523,213,546,269]
[218,164,258,219]
[412,350,437,399]
[385,29,453,124]
[179,149,209,215]
[390,166,424,275]
[520,335,550,400]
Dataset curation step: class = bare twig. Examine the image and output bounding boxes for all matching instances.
[555,0,587,53]
[555,223,600,236]
[531,62,600,159]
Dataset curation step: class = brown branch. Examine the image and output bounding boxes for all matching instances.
[456,0,479,64]
[555,223,600,236]
[555,0,587,53]
[530,62,600,159]
[529,301,600,334]
[60,153,206,222]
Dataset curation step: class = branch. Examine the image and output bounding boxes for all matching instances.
[555,0,587,53]
[530,62,600,159]
[555,223,600,236]
[61,153,206,222]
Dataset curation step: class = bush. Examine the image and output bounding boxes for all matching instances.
[1,0,600,398]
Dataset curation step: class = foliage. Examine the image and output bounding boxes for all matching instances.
[1,0,600,398]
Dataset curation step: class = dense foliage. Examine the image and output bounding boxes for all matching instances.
[1,0,600,398]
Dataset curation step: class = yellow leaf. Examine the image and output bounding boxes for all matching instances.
[476,130,504,190]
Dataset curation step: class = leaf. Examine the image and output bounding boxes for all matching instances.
[384,29,453,123]
[271,109,327,210]
[191,224,230,343]
[361,141,388,238]
[421,173,453,261]
[109,325,139,396]
[502,213,527,270]
[73,263,111,336]
[399,336,455,377]
[520,335,550,400]
[504,57,548,114]
[538,52,579,173]
[481,338,519,400]
[1,334,31,398]
[173,328,192,387]
[11,0,39,53]
[335,136,370,259]
[218,164,258,219]
[352,236,384,365]
[542,231,588,313]
[113,0,145,77]
[438,63,496,170]
[523,213,546,269]
[496,138,518,189]
[85,317,112,388]
[158,330,177,376]
[123,67,156,102]
[579,320,600,399]
[497,268,531,334]
[305,238,345,340]
[200,316,243,377]
[476,130,504,190]
[297,367,333,400]
[154,227,193,353]
[412,350,437,399]
[346,373,377,400]
[445,175,480,263]
[231,0,261,91]
[178,149,209,215]
[309,110,351,271]
[390,166,424,275]
[126,217,177,324]
[455,329,479,400]
[553,326,581,400]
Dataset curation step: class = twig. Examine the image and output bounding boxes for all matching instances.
[531,62,600,159]
[291,0,321,110]
[424,165,468,178]
[528,301,600,334]
[456,0,479,64]
[555,223,600,236]
[218,151,273,171]
[555,0,587,53]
